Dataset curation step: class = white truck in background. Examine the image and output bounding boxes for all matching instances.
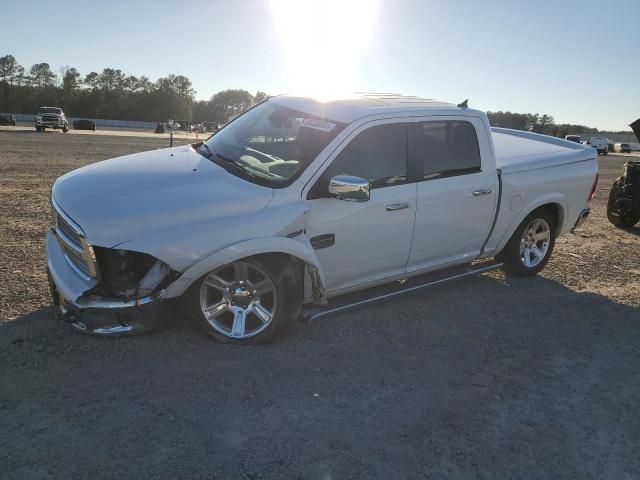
[35,106,69,133]
[589,136,610,155]
[46,94,599,344]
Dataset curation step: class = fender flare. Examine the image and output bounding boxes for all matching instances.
[493,194,568,255]
[164,236,326,302]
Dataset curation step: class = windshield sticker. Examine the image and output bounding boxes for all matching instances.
[301,118,336,132]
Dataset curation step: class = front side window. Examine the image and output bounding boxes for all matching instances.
[419,121,481,180]
[202,102,345,187]
[319,123,408,190]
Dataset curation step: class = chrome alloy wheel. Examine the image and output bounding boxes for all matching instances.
[519,218,551,268]
[199,261,277,339]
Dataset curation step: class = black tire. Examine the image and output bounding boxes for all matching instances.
[497,208,557,276]
[607,178,640,228]
[62,125,69,133]
[184,256,302,344]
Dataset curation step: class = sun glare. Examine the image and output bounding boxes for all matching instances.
[270,0,378,100]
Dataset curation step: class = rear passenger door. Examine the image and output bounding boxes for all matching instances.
[407,117,497,273]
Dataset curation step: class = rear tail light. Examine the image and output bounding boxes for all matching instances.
[588,173,599,202]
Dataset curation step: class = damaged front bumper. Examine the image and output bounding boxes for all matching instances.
[46,229,167,336]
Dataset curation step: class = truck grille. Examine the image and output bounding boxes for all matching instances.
[43,115,60,123]
[56,211,83,248]
[52,200,99,279]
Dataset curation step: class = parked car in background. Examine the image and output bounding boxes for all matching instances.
[589,137,609,155]
[174,120,190,131]
[203,121,220,133]
[615,143,632,153]
[0,113,16,126]
[73,119,96,131]
[565,134,582,143]
[46,94,599,344]
[35,106,68,132]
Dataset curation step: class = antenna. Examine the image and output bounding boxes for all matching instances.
[457,99,469,108]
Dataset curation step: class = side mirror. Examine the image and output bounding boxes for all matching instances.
[328,175,370,202]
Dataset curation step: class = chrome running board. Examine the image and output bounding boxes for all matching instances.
[303,260,503,322]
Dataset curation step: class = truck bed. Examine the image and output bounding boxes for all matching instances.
[491,127,596,175]
[482,127,599,256]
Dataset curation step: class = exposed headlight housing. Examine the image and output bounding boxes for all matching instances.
[92,247,176,299]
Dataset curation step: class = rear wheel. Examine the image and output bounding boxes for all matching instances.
[497,209,556,276]
[185,257,301,344]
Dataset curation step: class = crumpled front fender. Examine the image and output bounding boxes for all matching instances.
[164,235,327,305]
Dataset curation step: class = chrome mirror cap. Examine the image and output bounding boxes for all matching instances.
[328,175,370,202]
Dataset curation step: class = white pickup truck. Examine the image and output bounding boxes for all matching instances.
[35,106,69,133]
[46,94,599,343]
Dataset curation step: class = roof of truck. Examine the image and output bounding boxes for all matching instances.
[271,93,476,123]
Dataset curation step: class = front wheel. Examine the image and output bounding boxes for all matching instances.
[185,257,301,344]
[62,125,69,133]
[497,209,556,276]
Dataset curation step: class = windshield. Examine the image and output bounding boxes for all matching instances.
[203,101,345,187]
[39,107,62,115]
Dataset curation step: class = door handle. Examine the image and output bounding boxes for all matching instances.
[386,203,410,211]
[472,189,492,196]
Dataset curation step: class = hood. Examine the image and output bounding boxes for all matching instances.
[53,145,274,247]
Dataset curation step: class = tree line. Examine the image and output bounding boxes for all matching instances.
[0,53,621,136]
[485,111,608,139]
[0,54,267,123]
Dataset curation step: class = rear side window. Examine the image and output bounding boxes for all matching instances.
[418,121,481,180]
[321,123,408,188]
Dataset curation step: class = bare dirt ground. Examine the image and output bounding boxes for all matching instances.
[1,129,639,479]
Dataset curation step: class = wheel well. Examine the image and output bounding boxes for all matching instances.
[532,203,563,236]
[249,252,306,290]
[250,252,304,275]
[250,252,325,305]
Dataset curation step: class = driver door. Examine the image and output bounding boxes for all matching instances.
[304,120,417,295]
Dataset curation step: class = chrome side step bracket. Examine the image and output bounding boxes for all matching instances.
[303,260,503,322]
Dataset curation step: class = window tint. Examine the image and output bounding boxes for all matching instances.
[419,121,481,179]
[322,123,408,189]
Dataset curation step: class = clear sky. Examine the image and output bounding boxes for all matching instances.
[1,0,638,130]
